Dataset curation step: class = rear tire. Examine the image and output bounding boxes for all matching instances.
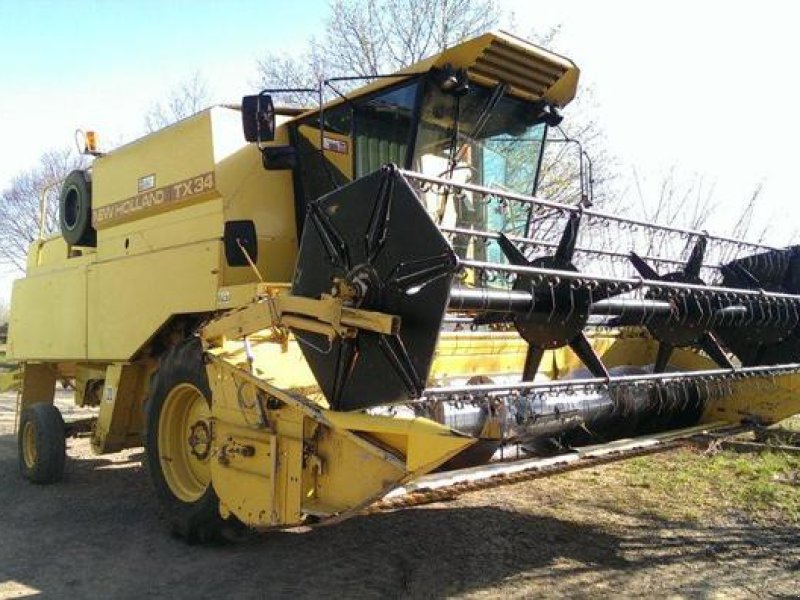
[18,403,66,484]
[145,338,227,543]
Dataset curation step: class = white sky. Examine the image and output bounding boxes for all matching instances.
[514,0,800,238]
[1,0,798,301]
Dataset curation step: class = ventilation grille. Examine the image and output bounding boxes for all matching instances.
[469,39,568,99]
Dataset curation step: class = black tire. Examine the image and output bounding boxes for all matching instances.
[59,170,96,247]
[18,403,66,484]
[145,338,227,543]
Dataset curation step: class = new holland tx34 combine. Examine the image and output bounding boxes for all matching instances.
[9,32,800,540]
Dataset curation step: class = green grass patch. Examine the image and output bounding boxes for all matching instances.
[621,449,800,523]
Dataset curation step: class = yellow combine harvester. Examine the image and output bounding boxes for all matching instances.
[9,31,800,541]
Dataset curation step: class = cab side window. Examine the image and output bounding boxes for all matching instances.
[353,82,419,177]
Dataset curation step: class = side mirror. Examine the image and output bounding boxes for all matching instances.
[242,94,276,143]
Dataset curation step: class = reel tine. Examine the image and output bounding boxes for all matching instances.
[699,332,734,369]
[497,233,531,266]
[654,342,674,373]
[629,252,661,280]
[569,331,609,378]
[684,235,707,279]
[522,345,545,381]
[555,212,581,263]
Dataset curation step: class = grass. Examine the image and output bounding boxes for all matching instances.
[621,448,800,523]
[482,443,800,529]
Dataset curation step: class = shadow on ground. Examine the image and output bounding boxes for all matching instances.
[1,433,798,599]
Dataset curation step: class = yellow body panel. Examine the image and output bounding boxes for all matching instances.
[26,236,93,271]
[9,109,300,362]
[92,110,220,217]
[206,356,472,528]
[9,261,89,360]
[87,241,221,360]
[216,115,299,285]
[94,197,223,263]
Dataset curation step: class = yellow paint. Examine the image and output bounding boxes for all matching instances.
[157,381,212,502]
[206,357,472,528]
[10,108,298,363]
[9,261,88,360]
[86,240,220,360]
[0,369,22,394]
[18,364,58,411]
[217,114,299,285]
[431,331,529,380]
[304,31,580,116]
[92,363,150,453]
[92,111,219,214]
[22,420,36,469]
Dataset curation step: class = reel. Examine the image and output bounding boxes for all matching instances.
[469,212,610,380]
[628,237,733,372]
[292,165,800,454]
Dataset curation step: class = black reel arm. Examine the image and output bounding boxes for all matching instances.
[291,166,459,411]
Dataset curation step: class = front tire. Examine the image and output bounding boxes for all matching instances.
[145,338,226,543]
[18,403,66,484]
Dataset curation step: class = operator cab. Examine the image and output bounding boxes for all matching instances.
[241,31,579,262]
[288,73,555,258]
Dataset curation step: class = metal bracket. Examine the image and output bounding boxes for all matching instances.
[201,291,401,346]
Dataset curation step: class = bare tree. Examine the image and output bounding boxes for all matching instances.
[256,0,499,105]
[0,148,86,273]
[144,72,211,132]
[636,169,774,243]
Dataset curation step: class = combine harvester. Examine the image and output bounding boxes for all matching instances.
[9,32,800,540]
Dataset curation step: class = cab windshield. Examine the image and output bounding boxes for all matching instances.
[291,74,548,264]
[412,81,547,261]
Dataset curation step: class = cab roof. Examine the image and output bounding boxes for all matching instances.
[291,30,580,120]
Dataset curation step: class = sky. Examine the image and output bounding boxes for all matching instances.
[0,0,798,300]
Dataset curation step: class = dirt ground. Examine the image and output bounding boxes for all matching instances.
[1,392,798,599]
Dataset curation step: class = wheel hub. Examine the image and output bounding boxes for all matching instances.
[157,383,212,503]
[188,420,211,460]
[22,421,37,469]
